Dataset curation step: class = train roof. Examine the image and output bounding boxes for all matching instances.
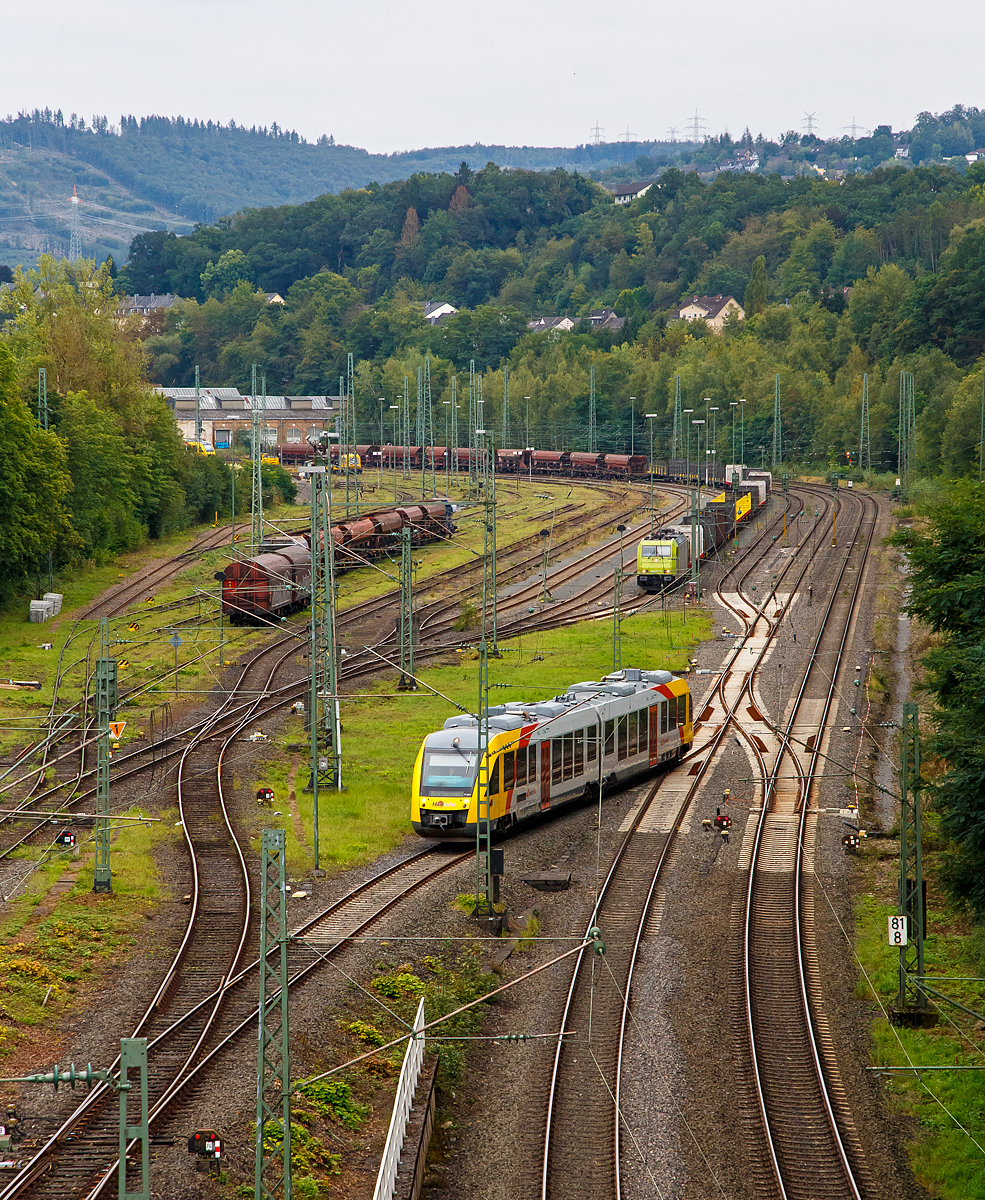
[438,668,680,733]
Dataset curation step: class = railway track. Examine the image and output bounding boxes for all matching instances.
[536,489,801,1198]
[0,480,648,851]
[2,839,471,1199]
[3,475,771,1196]
[730,485,878,1200]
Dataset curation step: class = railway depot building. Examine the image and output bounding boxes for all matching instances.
[156,387,338,450]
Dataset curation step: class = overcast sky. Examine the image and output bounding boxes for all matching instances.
[3,1,981,153]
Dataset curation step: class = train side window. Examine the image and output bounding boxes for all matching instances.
[587,726,598,762]
[488,757,500,794]
[528,745,538,780]
[574,729,584,774]
[504,750,515,790]
[552,739,563,784]
[562,732,574,781]
[684,693,691,725]
[516,747,527,787]
[627,711,638,757]
[618,714,628,761]
[604,719,615,756]
[660,702,668,735]
[669,695,678,728]
[638,709,648,753]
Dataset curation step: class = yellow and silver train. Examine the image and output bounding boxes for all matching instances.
[411,667,693,840]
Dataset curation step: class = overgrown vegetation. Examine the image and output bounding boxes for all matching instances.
[889,481,985,917]
[0,809,174,1058]
[855,844,985,1197]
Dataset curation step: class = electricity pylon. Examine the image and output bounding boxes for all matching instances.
[68,185,82,261]
[250,362,264,551]
[306,446,341,867]
[502,362,511,449]
[672,375,682,459]
[588,363,597,453]
[771,374,782,467]
[859,373,871,471]
[254,829,292,1200]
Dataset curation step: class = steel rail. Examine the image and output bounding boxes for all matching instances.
[740,486,876,1199]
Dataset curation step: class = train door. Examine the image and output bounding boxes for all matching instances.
[649,705,661,766]
[540,741,551,810]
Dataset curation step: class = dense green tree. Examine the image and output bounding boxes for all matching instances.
[435,306,528,371]
[0,344,75,599]
[890,480,985,916]
[201,249,253,299]
[743,255,768,315]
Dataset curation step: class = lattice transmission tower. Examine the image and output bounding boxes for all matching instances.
[68,185,82,261]
[588,364,597,453]
[501,362,511,449]
[771,374,782,466]
[672,375,682,459]
[898,371,916,496]
[859,373,871,470]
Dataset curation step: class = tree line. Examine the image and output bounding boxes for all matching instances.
[0,257,301,603]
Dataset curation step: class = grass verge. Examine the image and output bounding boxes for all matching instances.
[854,842,985,1196]
[0,806,178,1064]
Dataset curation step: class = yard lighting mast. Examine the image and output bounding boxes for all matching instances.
[93,617,117,894]
[389,405,399,501]
[645,413,659,533]
[690,418,704,596]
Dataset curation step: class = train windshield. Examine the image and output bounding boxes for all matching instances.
[421,749,477,796]
[640,544,673,557]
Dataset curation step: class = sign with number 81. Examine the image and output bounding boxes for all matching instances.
[888,915,908,945]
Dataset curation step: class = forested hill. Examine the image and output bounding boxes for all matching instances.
[2,111,668,223]
[4,103,985,270]
[93,147,985,485]
[0,109,688,268]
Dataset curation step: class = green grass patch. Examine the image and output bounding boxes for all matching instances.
[0,806,177,1056]
[855,851,985,1196]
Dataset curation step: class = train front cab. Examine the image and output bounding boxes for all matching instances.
[636,538,681,591]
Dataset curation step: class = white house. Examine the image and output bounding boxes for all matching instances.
[675,295,744,334]
[610,181,656,206]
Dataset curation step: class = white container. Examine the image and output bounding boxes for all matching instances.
[29,600,53,623]
[43,593,63,615]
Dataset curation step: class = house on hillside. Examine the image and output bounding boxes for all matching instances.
[675,295,744,334]
[588,308,626,332]
[265,292,286,304]
[418,300,458,324]
[609,181,656,206]
[116,293,181,321]
[527,314,577,334]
